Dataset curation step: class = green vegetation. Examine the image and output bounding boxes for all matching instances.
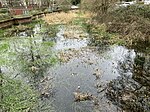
[69,12,90,31]
[0,2,149,111]
[0,19,44,39]
[106,5,150,51]
[82,3,150,111]
[0,42,10,65]
[13,37,57,76]
[29,10,43,15]
[61,6,70,13]
[0,74,38,112]
[88,24,125,47]
[42,41,55,46]
[0,20,58,112]
[26,19,44,28]
[0,8,11,21]
[0,29,6,38]
[0,42,37,112]
[71,17,88,29]
[0,14,11,21]
[86,4,150,52]
[111,5,150,20]
[0,8,9,13]
[41,24,59,37]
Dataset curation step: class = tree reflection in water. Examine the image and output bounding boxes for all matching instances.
[106,51,150,112]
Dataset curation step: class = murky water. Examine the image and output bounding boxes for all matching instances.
[45,26,136,112]
[1,24,149,112]
[54,26,89,50]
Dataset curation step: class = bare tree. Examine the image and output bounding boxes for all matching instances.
[81,0,118,22]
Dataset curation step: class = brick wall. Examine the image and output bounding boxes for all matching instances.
[10,8,32,15]
[10,9,25,15]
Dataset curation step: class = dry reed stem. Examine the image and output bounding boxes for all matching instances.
[43,11,78,24]
[43,10,92,25]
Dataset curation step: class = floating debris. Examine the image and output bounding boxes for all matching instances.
[30,66,40,73]
[71,73,78,76]
[41,91,50,98]
[73,92,93,101]
[58,49,80,63]
[73,86,99,105]
[93,68,102,79]
[40,76,53,83]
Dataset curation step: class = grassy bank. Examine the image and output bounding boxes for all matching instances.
[87,5,150,52]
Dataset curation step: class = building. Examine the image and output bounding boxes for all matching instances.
[0,0,82,15]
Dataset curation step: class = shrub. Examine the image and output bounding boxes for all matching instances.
[0,14,11,21]
[0,8,9,13]
[106,5,150,47]
[88,5,150,48]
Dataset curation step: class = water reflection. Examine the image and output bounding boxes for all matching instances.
[1,23,149,112]
[106,51,150,112]
[47,26,138,112]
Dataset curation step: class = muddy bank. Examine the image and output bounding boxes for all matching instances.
[106,51,150,112]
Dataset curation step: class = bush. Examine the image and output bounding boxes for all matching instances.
[104,5,150,48]
[0,14,11,21]
[0,8,9,13]
[30,10,42,15]
[60,5,70,13]
[88,4,150,50]
[110,5,150,20]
